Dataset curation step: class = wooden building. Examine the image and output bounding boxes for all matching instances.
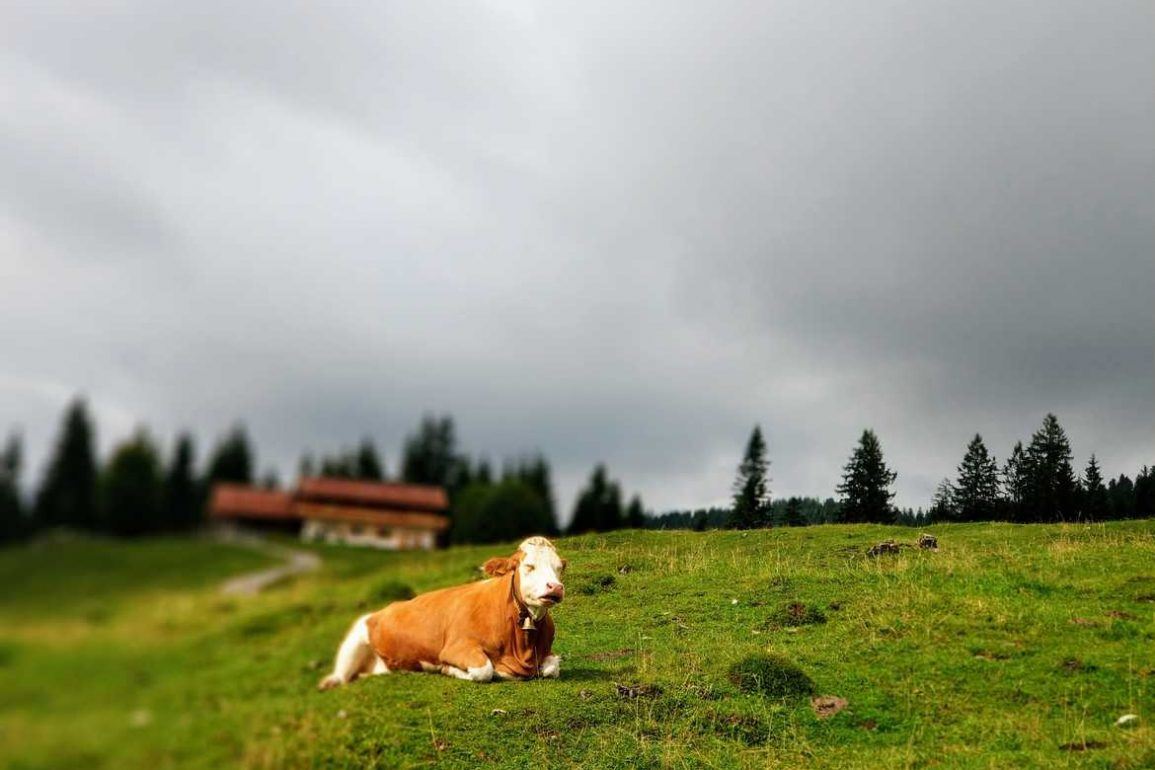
[208,477,450,550]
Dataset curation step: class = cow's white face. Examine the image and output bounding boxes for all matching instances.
[482,536,566,613]
[516,537,566,610]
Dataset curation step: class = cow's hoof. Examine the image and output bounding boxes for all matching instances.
[540,655,561,679]
[318,675,343,691]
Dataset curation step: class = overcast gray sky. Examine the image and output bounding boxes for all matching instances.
[1,1,1151,519]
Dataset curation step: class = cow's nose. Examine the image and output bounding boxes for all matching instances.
[546,582,565,599]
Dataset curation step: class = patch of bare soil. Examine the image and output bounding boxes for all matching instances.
[1059,740,1107,752]
[811,695,848,719]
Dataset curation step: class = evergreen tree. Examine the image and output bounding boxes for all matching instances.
[1080,454,1109,522]
[204,425,254,486]
[451,479,554,544]
[1001,441,1030,521]
[836,429,897,523]
[100,430,163,536]
[496,455,557,532]
[0,433,27,543]
[567,464,623,534]
[782,497,807,527]
[163,433,199,531]
[1134,466,1154,518]
[1107,474,1135,520]
[475,458,493,485]
[955,434,1000,521]
[298,453,317,480]
[401,415,458,490]
[1023,414,1078,522]
[355,439,384,480]
[625,495,647,529]
[35,398,98,531]
[728,426,771,529]
[929,478,958,522]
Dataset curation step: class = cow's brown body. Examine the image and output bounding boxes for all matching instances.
[367,571,555,678]
[318,536,565,689]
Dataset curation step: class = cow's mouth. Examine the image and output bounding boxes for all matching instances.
[539,594,563,605]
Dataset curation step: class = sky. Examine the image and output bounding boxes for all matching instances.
[1,1,1151,520]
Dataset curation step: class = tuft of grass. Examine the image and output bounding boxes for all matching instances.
[728,654,816,698]
[767,601,827,627]
[576,574,616,595]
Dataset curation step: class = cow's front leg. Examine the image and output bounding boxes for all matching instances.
[439,641,494,682]
[540,654,561,679]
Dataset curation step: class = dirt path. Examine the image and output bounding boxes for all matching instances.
[217,534,322,596]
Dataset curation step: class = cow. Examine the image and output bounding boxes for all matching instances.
[318,536,566,688]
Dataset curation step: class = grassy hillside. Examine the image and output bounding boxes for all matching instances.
[1,523,1153,769]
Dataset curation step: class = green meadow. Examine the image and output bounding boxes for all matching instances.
[1,523,1153,769]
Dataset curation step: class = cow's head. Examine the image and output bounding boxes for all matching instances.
[483,536,566,611]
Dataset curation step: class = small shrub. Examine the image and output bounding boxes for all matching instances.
[0,640,17,668]
[577,575,616,595]
[367,579,415,605]
[766,601,826,628]
[728,654,815,698]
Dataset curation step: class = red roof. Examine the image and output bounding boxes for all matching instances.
[296,477,448,512]
[210,485,295,520]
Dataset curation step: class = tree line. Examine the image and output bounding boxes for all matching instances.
[0,399,648,546]
[653,414,1152,529]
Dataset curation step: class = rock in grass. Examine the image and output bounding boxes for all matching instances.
[1116,714,1139,728]
[728,654,815,698]
[918,533,938,550]
[867,540,901,557]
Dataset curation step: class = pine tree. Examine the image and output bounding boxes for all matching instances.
[1107,474,1135,520]
[625,495,647,529]
[0,433,27,543]
[836,429,897,523]
[401,415,458,489]
[929,478,958,522]
[782,497,807,527]
[567,465,624,534]
[1134,466,1154,518]
[955,434,1000,521]
[204,425,254,486]
[35,398,99,531]
[355,439,384,480]
[513,455,557,532]
[1002,441,1030,521]
[1024,414,1077,522]
[728,426,770,529]
[163,433,199,531]
[100,430,163,536]
[1080,454,1108,522]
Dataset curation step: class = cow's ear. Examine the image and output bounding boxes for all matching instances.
[483,557,516,576]
[559,558,568,573]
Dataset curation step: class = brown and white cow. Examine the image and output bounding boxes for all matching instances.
[318,536,566,688]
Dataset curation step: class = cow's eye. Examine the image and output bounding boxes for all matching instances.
[524,564,535,572]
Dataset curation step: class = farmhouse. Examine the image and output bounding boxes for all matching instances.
[209,477,450,550]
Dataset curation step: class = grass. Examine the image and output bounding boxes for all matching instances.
[0,522,1153,768]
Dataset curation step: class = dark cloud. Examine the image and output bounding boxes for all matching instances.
[1,1,1151,515]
